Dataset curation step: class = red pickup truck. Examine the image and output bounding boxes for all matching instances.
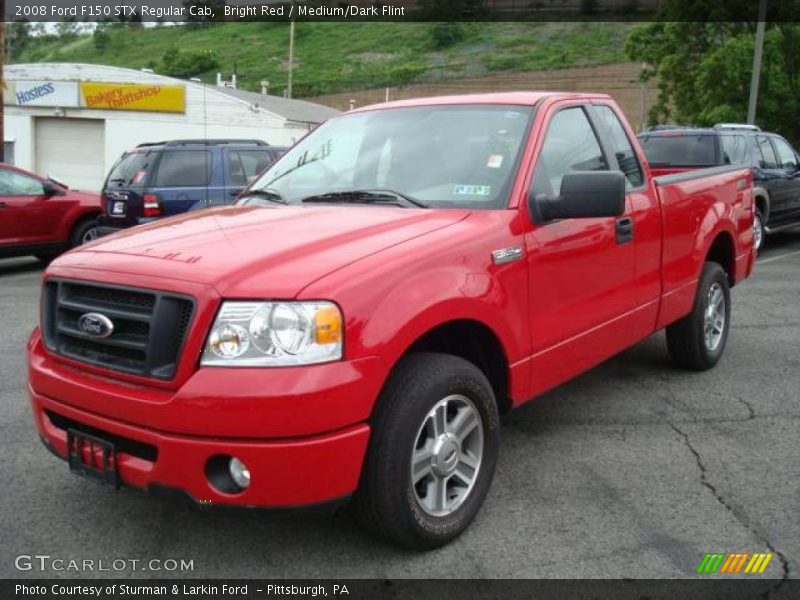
[28,92,755,549]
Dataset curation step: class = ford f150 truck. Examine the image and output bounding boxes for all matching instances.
[27,92,755,549]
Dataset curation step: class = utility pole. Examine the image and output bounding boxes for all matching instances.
[287,20,295,99]
[1,14,5,163]
[747,0,767,125]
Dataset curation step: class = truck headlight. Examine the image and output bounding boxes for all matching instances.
[201,301,342,366]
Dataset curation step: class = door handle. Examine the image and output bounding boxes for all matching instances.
[0,202,7,209]
[616,217,634,244]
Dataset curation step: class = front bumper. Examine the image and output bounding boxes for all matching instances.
[27,330,383,508]
[31,391,370,508]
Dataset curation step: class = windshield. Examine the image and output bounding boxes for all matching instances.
[105,150,154,188]
[249,105,534,209]
[639,134,718,167]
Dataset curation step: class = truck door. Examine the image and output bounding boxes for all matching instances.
[524,103,646,394]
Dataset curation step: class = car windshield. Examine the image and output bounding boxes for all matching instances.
[106,150,154,187]
[639,134,718,167]
[249,104,534,209]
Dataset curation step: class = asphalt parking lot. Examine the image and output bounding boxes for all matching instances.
[1,232,799,581]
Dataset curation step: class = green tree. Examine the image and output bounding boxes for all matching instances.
[5,21,32,58]
[429,22,465,49]
[626,18,800,144]
[162,47,219,78]
[54,20,82,39]
[93,25,111,51]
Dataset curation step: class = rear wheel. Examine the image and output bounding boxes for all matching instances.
[753,209,765,253]
[70,217,100,248]
[666,262,731,371]
[356,353,499,549]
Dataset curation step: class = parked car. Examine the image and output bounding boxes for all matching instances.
[97,139,286,235]
[0,163,101,262]
[638,125,800,251]
[29,93,755,549]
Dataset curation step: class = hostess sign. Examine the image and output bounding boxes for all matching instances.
[5,80,185,114]
[5,81,79,107]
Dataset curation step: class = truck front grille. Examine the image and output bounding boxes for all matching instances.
[42,280,194,380]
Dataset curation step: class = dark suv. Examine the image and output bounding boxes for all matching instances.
[98,139,286,234]
[638,124,800,251]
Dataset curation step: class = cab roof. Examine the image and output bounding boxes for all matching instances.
[349,91,613,114]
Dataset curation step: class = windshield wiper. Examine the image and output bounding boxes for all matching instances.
[300,189,428,208]
[238,188,288,205]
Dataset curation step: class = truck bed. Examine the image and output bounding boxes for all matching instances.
[653,165,755,328]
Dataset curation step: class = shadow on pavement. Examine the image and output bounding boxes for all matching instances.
[0,257,44,278]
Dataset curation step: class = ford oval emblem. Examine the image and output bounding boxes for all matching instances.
[77,313,114,338]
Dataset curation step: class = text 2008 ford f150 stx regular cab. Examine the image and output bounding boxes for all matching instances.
[28,92,755,549]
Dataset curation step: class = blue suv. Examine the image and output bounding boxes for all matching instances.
[98,139,286,234]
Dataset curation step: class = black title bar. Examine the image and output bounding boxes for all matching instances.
[3,0,800,23]
[3,579,795,600]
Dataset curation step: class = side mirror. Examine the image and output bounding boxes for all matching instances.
[42,182,62,197]
[246,175,258,185]
[532,171,626,222]
[47,175,69,190]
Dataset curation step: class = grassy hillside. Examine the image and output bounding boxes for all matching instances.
[12,22,635,98]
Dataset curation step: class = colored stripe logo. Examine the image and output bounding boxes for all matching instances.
[697,552,773,574]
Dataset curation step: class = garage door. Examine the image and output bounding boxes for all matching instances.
[35,118,105,192]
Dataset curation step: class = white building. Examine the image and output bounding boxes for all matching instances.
[3,63,339,191]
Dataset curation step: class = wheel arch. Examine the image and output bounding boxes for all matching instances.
[704,230,736,287]
[384,318,512,415]
[753,187,770,221]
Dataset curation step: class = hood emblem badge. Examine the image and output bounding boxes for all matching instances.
[492,246,523,265]
[77,313,115,339]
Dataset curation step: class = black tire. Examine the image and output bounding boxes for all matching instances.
[753,208,766,254]
[666,262,731,371]
[69,217,100,248]
[356,352,500,549]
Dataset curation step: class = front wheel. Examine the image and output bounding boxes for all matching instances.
[70,218,100,248]
[356,353,500,549]
[666,262,731,371]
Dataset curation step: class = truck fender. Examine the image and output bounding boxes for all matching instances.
[353,266,528,400]
[696,213,737,282]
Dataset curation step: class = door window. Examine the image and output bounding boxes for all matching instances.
[771,137,798,171]
[593,105,644,188]
[0,169,45,196]
[227,150,274,185]
[154,151,212,187]
[720,135,748,164]
[531,107,608,199]
[756,136,778,169]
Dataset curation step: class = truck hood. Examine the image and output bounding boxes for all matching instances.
[54,205,470,297]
